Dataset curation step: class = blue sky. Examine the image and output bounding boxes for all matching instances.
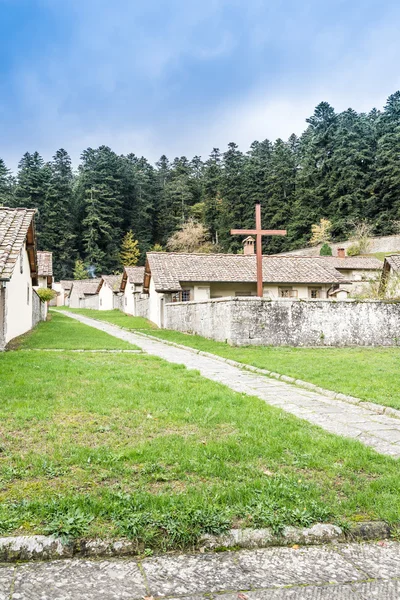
[1,0,400,170]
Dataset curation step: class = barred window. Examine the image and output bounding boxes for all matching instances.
[279,288,298,298]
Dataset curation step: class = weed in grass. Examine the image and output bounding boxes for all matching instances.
[44,508,94,538]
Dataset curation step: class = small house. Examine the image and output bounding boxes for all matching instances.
[0,207,46,349]
[97,275,123,310]
[381,255,400,298]
[36,251,53,288]
[69,279,101,309]
[120,266,145,315]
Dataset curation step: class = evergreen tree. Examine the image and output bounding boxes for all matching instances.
[0,158,14,206]
[14,152,50,242]
[73,259,88,279]
[203,148,222,243]
[41,149,76,279]
[291,103,337,246]
[219,142,247,252]
[373,92,400,233]
[78,146,124,273]
[120,231,140,266]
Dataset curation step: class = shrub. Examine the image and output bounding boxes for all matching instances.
[319,243,332,256]
[347,243,361,256]
[35,288,56,303]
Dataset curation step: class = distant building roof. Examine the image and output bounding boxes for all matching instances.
[124,266,145,285]
[37,251,53,277]
[120,266,145,292]
[70,278,101,298]
[384,254,400,274]
[98,274,123,293]
[60,280,74,291]
[144,252,348,293]
[316,256,383,270]
[0,207,37,283]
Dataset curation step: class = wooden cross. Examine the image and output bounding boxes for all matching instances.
[231,203,287,297]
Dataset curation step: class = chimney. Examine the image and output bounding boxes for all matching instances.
[337,248,346,258]
[243,236,255,255]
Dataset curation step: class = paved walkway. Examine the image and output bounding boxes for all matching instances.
[62,312,400,458]
[1,541,400,598]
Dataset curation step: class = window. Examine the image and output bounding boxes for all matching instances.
[100,298,102,306]
[20,248,23,274]
[27,284,30,305]
[309,288,322,299]
[279,288,298,298]
[172,289,191,302]
[125,297,127,305]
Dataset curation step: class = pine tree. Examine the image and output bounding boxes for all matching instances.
[0,158,14,206]
[120,231,140,266]
[41,149,77,279]
[203,148,222,243]
[73,259,88,280]
[14,152,49,243]
[219,142,247,252]
[290,103,337,246]
[373,92,400,233]
[78,146,124,273]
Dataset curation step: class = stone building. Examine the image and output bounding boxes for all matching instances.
[381,255,400,298]
[0,207,46,349]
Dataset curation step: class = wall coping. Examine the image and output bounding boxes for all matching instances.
[166,296,400,307]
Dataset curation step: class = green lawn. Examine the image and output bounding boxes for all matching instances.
[0,312,400,549]
[13,311,137,350]
[56,309,400,410]
[55,307,156,331]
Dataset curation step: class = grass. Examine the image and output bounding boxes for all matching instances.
[0,312,400,550]
[14,311,138,350]
[55,307,156,331]
[56,309,400,411]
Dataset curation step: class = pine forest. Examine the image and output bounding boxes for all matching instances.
[1,92,400,280]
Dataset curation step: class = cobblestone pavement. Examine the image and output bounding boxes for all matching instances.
[2,542,400,598]
[62,312,400,458]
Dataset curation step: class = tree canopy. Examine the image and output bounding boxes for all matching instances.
[3,91,400,278]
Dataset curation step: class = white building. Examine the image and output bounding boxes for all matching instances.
[69,279,101,309]
[0,207,46,349]
[120,266,145,315]
[97,275,123,310]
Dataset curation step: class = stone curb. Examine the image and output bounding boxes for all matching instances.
[0,522,391,562]
[131,330,400,421]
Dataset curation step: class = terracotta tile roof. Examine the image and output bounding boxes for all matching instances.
[124,266,145,285]
[146,252,348,292]
[385,255,400,273]
[37,251,53,277]
[100,274,123,292]
[0,207,36,280]
[70,278,101,298]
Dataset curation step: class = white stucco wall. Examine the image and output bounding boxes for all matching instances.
[123,283,136,314]
[148,277,166,327]
[99,284,114,310]
[4,242,33,343]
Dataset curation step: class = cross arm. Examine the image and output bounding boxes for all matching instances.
[230,229,287,236]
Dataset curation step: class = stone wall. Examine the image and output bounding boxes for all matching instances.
[136,296,149,318]
[280,234,400,257]
[165,297,400,347]
[32,290,46,328]
[0,287,5,350]
[113,294,124,311]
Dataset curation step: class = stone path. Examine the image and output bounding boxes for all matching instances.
[1,541,400,598]
[62,312,400,458]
